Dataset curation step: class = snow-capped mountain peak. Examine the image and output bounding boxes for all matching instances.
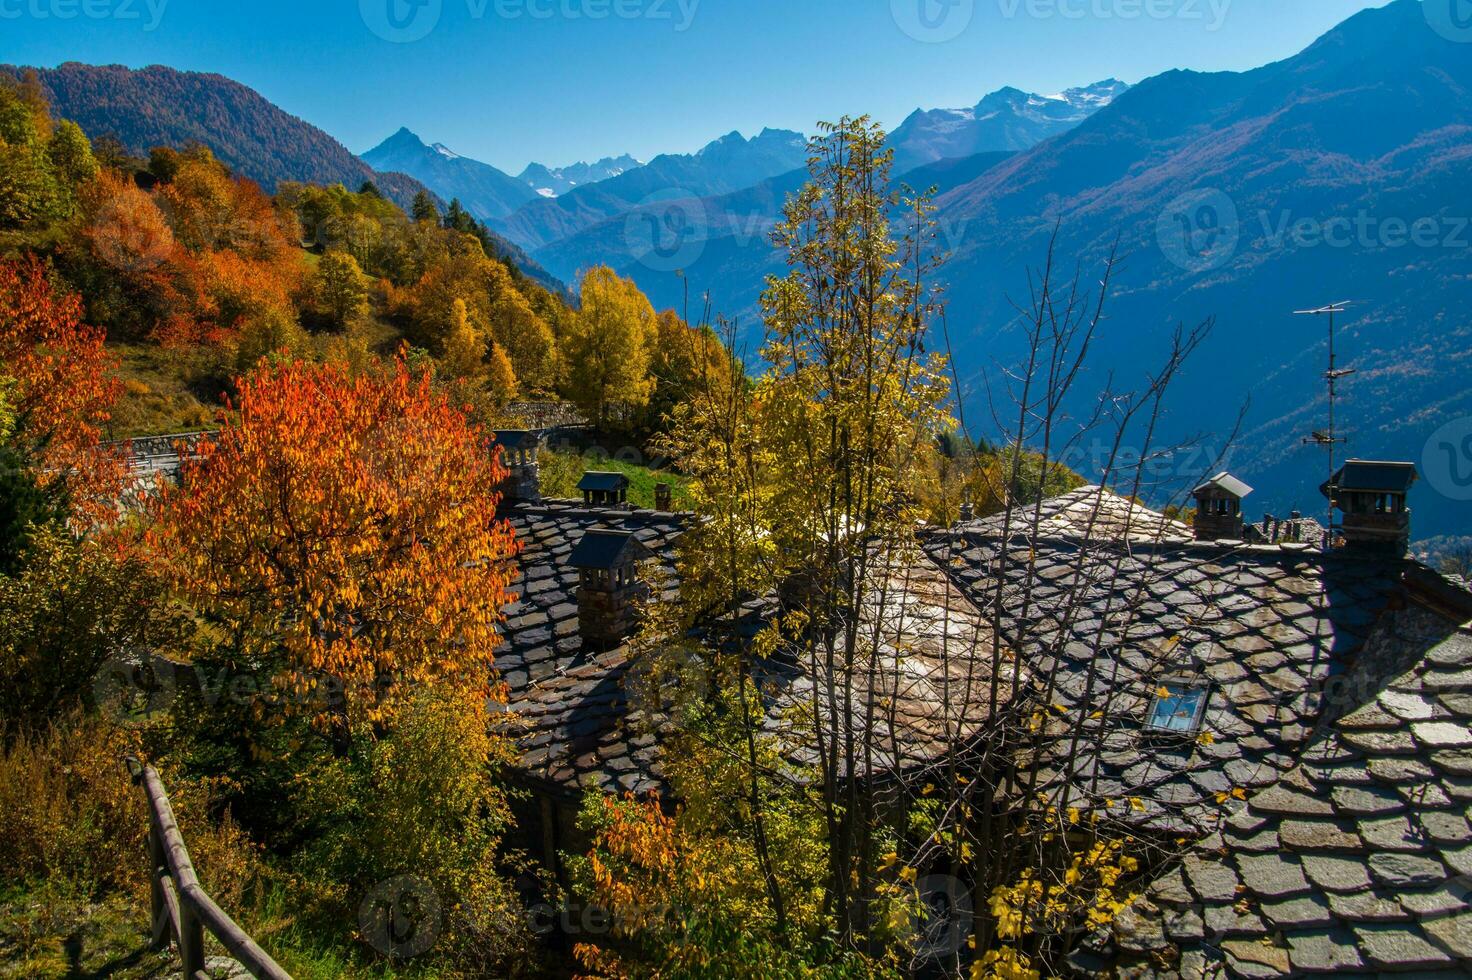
[516,154,645,198]
[888,78,1131,172]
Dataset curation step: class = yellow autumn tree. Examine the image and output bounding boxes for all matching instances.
[309,249,370,331]
[486,341,518,409]
[561,265,656,428]
[487,274,555,394]
[441,297,487,381]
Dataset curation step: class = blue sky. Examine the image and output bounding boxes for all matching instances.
[3,0,1389,173]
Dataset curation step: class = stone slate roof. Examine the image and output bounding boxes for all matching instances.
[499,509,1010,799]
[506,645,664,798]
[496,502,686,797]
[921,487,1446,837]
[498,484,1472,977]
[1102,619,1472,978]
[757,545,1013,778]
[957,485,1194,544]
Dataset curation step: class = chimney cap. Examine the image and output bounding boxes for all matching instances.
[493,429,543,451]
[570,529,649,570]
[1322,459,1418,497]
[578,471,632,493]
[1192,472,1254,499]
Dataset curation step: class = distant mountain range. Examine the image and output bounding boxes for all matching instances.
[357,80,1130,267]
[525,80,1128,289]
[518,155,644,198]
[13,1,1469,539]
[491,127,810,253]
[590,0,1471,538]
[361,128,540,220]
[493,83,1136,259]
[887,79,1130,173]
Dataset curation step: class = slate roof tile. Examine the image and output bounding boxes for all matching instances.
[1283,928,1366,972]
[1352,923,1455,970]
[1099,605,1472,976]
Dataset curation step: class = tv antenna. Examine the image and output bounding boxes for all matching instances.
[1295,302,1356,545]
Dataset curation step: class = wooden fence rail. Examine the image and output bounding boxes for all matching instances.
[124,758,293,980]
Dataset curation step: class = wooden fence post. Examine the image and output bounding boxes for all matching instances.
[179,899,207,977]
[125,757,293,980]
[149,816,169,950]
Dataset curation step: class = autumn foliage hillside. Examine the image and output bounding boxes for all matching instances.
[0,69,727,444]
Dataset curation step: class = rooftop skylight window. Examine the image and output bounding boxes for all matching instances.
[1145,679,1211,734]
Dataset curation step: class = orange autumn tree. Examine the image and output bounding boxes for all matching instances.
[149,354,520,736]
[0,256,124,513]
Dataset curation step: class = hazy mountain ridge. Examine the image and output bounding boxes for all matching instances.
[532,150,1018,301]
[492,127,810,253]
[525,81,1126,283]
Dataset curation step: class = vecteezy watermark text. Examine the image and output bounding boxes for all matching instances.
[998,0,1231,30]
[894,0,1230,42]
[361,0,699,43]
[0,0,168,31]
[1158,189,1472,273]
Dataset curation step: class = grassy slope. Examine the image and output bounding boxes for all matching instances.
[537,448,688,510]
[0,883,452,980]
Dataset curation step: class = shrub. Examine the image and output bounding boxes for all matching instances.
[291,685,536,973]
[0,711,147,894]
[0,523,184,733]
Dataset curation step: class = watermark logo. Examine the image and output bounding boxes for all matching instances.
[1423,416,1472,502]
[360,0,443,43]
[1157,188,1240,273]
[89,196,174,274]
[1425,0,1472,43]
[893,0,974,42]
[1259,210,1470,251]
[911,874,973,961]
[359,876,442,960]
[624,190,707,273]
[0,0,169,31]
[92,653,177,726]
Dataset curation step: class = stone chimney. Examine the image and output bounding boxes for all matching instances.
[959,501,975,523]
[1322,460,1417,557]
[1191,472,1253,541]
[654,483,673,512]
[570,529,651,649]
[493,430,542,503]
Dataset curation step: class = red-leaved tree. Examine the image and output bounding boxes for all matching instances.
[148,355,520,734]
[0,256,124,515]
